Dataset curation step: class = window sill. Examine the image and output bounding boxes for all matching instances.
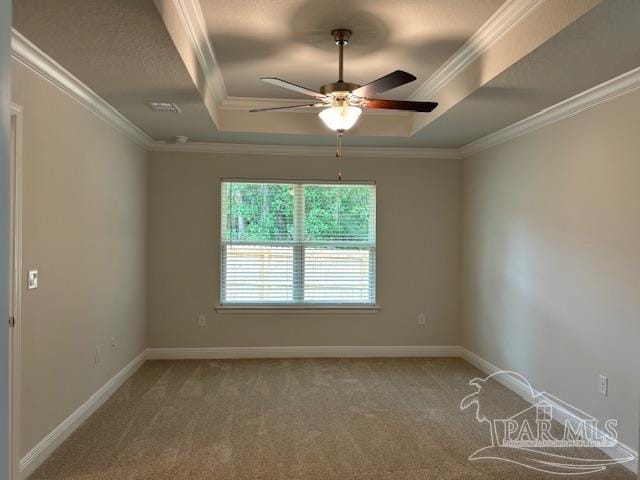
[215,304,381,314]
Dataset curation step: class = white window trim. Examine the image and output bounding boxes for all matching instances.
[219,179,377,308]
[215,304,381,314]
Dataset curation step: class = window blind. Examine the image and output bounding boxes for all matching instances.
[221,180,376,306]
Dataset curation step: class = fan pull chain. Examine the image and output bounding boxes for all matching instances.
[336,133,343,181]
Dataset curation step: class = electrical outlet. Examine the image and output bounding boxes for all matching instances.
[27,269,38,289]
[198,315,206,327]
[111,337,116,348]
[598,375,608,396]
[94,346,101,364]
[418,313,426,325]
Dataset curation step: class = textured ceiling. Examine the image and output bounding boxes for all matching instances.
[11,0,640,147]
[201,0,502,100]
[12,0,217,141]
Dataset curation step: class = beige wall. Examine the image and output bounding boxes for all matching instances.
[12,60,148,456]
[147,151,461,348]
[462,89,640,452]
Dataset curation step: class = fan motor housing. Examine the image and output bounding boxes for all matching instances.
[320,81,361,95]
[332,29,352,45]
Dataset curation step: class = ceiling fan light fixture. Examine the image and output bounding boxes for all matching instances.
[319,105,362,132]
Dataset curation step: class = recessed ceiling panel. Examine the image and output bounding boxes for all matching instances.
[201,0,504,100]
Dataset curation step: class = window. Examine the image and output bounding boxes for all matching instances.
[220,180,376,306]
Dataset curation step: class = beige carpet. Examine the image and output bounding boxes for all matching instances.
[29,358,634,479]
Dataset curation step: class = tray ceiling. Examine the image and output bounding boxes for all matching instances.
[11,0,640,148]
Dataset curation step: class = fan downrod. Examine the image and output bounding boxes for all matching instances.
[321,29,360,95]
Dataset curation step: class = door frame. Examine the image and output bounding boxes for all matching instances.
[9,102,23,480]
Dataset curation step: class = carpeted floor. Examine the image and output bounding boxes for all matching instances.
[29,358,634,479]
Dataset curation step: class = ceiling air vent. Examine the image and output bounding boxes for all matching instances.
[148,102,181,113]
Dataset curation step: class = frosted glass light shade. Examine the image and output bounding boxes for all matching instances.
[319,105,362,132]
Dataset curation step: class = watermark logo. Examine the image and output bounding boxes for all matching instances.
[460,371,635,475]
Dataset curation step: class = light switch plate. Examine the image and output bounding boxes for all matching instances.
[27,270,38,289]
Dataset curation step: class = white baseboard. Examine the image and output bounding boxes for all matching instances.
[18,351,147,479]
[460,348,534,399]
[460,348,638,475]
[146,345,462,360]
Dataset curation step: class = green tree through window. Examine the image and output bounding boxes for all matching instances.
[225,183,294,242]
[305,185,372,242]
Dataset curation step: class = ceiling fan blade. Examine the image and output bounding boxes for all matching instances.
[352,70,417,98]
[250,103,322,112]
[260,77,326,99]
[362,98,438,112]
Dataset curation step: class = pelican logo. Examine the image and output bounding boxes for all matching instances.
[460,371,635,475]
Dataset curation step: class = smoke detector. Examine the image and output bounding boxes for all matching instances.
[148,102,181,113]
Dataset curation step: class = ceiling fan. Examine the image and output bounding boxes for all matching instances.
[251,29,438,133]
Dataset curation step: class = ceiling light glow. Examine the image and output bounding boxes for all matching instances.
[319,105,362,132]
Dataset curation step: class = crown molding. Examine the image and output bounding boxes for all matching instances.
[155,0,226,126]
[10,29,153,147]
[409,0,544,101]
[459,65,640,157]
[149,141,462,159]
[217,65,640,159]
[13,24,640,162]
[176,0,226,104]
